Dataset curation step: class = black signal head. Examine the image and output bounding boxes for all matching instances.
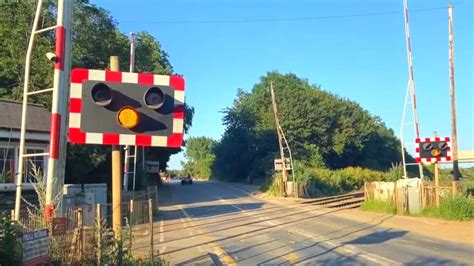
[143,87,165,109]
[91,83,112,106]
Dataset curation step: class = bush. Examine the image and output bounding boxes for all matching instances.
[422,195,474,221]
[265,164,408,197]
[0,212,22,266]
[303,167,385,196]
[382,163,404,181]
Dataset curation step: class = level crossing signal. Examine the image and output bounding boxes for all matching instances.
[415,137,451,163]
[68,68,185,147]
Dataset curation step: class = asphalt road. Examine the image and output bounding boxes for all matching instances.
[140,180,473,265]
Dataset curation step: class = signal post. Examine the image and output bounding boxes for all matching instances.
[110,56,122,238]
[68,59,186,240]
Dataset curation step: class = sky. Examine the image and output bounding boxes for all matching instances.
[91,0,473,169]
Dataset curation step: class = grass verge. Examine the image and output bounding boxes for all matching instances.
[361,196,473,221]
[360,199,396,214]
[421,195,474,221]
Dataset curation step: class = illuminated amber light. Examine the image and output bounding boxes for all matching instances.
[117,107,140,129]
[431,149,441,157]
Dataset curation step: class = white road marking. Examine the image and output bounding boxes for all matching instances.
[289,227,400,265]
[219,198,277,226]
[218,197,400,265]
[179,217,200,252]
[220,183,254,196]
[179,205,236,264]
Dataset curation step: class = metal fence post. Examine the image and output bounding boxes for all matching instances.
[148,198,154,260]
[77,208,83,260]
[96,204,102,264]
[129,199,134,255]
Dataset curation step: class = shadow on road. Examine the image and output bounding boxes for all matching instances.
[242,215,395,264]
[298,254,361,266]
[405,256,467,266]
[158,207,347,255]
[343,228,408,245]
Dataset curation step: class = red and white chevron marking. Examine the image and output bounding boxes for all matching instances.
[68,68,185,147]
[415,137,452,164]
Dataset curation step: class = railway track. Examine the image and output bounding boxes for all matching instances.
[300,191,365,209]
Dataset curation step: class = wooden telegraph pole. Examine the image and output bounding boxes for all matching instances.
[448,3,461,184]
[110,56,122,239]
[270,82,287,196]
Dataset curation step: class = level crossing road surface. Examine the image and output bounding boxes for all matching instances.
[137,180,473,265]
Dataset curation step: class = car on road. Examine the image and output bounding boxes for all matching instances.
[180,175,193,185]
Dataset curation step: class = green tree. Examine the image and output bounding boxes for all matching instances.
[212,72,404,182]
[0,1,55,104]
[182,137,217,179]
[0,0,194,186]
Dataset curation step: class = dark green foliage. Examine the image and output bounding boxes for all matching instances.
[182,137,217,179]
[0,0,194,184]
[212,72,405,183]
[0,0,55,104]
[0,212,22,266]
[297,166,386,196]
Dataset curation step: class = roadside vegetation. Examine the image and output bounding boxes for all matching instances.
[261,163,405,197]
[421,195,473,221]
[0,209,169,265]
[0,165,169,265]
[360,199,397,214]
[0,212,22,266]
[361,194,473,221]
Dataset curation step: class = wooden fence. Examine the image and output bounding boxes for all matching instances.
[364,180,458,213]
[12,187,159,264]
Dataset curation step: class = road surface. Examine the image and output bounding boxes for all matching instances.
[136,180,473,265]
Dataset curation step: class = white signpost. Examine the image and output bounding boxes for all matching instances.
[274,158,292,171]
[145,161,160,173]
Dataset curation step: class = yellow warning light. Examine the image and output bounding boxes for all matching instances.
[117,107,140,129]
[431,149,442,157]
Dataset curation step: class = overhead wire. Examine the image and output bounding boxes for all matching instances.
[119,6,446,25]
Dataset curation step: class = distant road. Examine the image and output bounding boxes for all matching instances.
[137,180,473,265]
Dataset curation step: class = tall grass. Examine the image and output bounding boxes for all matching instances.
[360,199,397,214]
[361,195,473,221]
[422,195,474,221]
